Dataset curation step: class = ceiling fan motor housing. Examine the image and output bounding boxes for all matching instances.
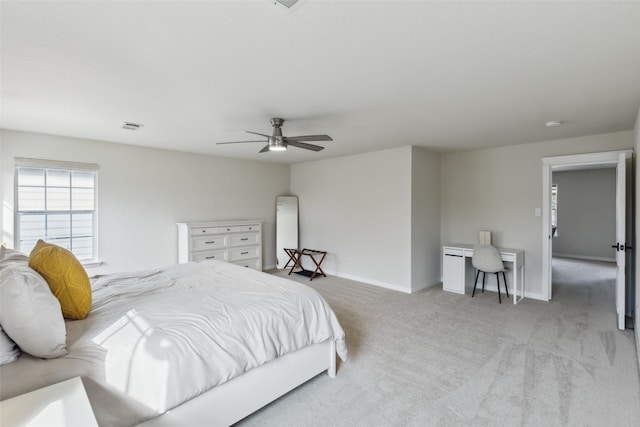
[269,118,287,150]
[270,118,285,128]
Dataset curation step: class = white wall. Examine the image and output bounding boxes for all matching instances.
[441,130,634,300]
[552,168,616,261]
[0,129,290,274]
[290,146,413,292]
[634,105,640,368]
[411,146,441,291]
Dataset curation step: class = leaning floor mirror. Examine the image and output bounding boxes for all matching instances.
[276,196,299,269]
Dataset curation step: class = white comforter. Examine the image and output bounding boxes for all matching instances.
[0,261,347,426]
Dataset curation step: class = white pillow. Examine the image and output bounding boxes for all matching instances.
[0,246,28,266]
[0,264,68,358]
[0,325,20,365]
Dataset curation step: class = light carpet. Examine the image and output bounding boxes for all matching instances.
[237,258,640,426]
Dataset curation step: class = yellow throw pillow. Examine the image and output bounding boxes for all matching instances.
[28,240,91,320]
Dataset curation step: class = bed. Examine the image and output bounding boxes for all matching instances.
[0,252,347,426]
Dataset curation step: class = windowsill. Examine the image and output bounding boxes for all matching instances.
[81,260,103,268]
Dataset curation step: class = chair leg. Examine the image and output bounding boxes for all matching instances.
[482,272,486,292]
[503,272,509,298]
[496,272,502,304]
[472,270,480,297]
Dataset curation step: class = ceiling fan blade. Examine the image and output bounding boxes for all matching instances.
[285,135,333,142]
[259,145,271,153]
[286,140,325,152]
[216,140,266,145]
[246,131,272,138]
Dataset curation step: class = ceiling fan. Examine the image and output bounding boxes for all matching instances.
[216,118,333,153]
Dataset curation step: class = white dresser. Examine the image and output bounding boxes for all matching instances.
[177,220,263,271]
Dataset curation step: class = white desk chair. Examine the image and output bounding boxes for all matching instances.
[472,244,509,303]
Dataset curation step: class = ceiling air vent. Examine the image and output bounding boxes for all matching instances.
[122,122,143,130]
[274,0,299,8]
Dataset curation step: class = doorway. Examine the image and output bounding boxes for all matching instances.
[551,167,617,313]
[542,150,633,330]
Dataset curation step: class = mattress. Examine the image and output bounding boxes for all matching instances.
[0,260,347,426]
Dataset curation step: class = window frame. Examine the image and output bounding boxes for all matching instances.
[14,158,99,265]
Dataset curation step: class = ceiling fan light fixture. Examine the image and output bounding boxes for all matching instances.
[268,136,287,151]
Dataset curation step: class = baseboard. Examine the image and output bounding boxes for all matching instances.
[327,270,547,300]
[466,281,548,302]
[552,253,616,263]
[328,270,412,294]
[636,308,640,371]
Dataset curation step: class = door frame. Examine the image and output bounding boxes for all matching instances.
[541,150,633,317]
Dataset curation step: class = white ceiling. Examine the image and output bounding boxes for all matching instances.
[2,0,640,164]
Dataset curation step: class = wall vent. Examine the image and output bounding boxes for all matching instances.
[122,122,143,130]
[274,0,299,8]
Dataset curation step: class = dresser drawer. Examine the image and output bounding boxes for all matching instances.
[214,226,237,233]
[190,226,237,235]
[191,236,227,251]
[229,246,260,261]
[230,233,259,247]
[236,225,260,233]
[191,227,215,236]
[193,249,228,262]
[231,258,261,269]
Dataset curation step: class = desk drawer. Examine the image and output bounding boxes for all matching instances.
[501,254,515,262]
[443,248,464,257]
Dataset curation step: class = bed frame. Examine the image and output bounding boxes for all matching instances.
[137,339,337,426]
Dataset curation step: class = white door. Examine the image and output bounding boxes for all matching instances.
[615,153,626,330]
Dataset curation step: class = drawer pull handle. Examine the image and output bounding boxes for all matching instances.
[240,238,249,241]
[445,254,463,257]
[226,228,231,231]
[206,255,216,259]
[205,241,216,244]
[241,251,249,255]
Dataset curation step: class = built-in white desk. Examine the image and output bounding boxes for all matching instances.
[443,244,525,304]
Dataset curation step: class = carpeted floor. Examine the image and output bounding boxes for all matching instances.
[237,258,640,426]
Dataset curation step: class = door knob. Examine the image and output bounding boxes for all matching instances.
[611,243,627,251]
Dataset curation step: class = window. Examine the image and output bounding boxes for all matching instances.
[15,158,98,262]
